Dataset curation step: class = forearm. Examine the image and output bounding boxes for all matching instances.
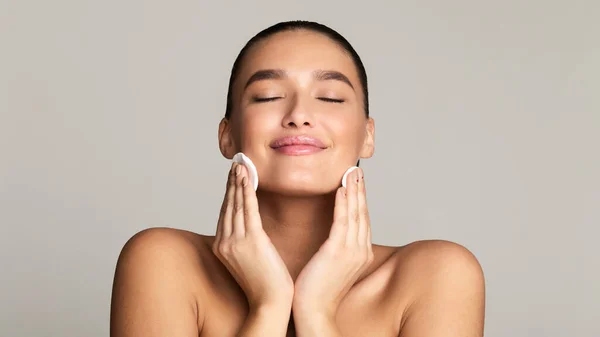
[293,311,342,337]
[236,304,292,337]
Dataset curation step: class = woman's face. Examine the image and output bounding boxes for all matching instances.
[220,30,374,196]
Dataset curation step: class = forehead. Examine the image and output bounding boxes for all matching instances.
[237,30,360,85]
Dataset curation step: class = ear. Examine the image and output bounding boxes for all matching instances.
[359,117,375,159]
[218,118,237,159]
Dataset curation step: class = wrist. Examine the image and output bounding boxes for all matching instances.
[248,290,294,312]
[292,309,340,336]
[292,297,336,319]
[250,299,293,318]
[292,302,336,323]
[237,302,292,337]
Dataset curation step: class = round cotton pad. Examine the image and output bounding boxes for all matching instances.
[341,166,359,188]
[232,152,259,191]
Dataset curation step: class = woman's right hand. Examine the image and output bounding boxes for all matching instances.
[213,162,294,310]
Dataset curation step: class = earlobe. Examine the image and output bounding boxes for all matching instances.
[218,118,236,159]
[360,117,375,158]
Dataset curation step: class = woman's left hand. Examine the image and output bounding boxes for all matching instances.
[293,167,374,320]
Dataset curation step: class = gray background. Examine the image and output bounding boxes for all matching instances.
[1,1,598,336]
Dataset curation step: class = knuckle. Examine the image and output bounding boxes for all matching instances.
[217,241,232,256]
[341,242,354,254]
[235,173,244,186]
[361,208,369,219]
[214,244,224,256]
[338,215,349,226]
[333,221,346,230]
[227,171,235,185]
[231,242,245,255]
[353,210,360,223]
[227,198,235,209]
[233,202,243,214]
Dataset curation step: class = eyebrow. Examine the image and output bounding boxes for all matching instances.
[244,69,286,89]
[243,69,355,90]
[313,70,354,89]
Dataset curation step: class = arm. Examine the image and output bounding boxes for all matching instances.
[398,241,486,337]
[292,311,342,337]
[213,162,295,336]
[110,228,201,337]
[292,168,373,337]
[293,241,487,337]
[236,304,292,337]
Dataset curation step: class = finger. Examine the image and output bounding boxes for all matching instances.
[367,223,373,252]
[329,187,348,240]
[232,163,247,238]
[242,165,261,233]
[214,166,228,242]
[214,165,228,243]
[346,169,360,245]
[357,168,369,245]
[220,162,237,239]
[366,223,374,265]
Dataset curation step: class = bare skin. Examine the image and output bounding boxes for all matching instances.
[110,227,484,336]
[110,29,485,337]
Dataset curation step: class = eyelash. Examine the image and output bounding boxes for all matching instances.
[319,97,345,104]
[252,97,345,103]
[252,97,280,103]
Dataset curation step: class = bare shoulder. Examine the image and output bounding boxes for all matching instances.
[110,227,214,336]
[116,226,208,256]
[113,227,210,282]
[392,239,484,280]
[388,240,486,337]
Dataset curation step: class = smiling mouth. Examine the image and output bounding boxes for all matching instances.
[269,135,328,156]
[272,144,326,156]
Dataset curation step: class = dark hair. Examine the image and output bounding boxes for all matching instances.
[224,20,369,120]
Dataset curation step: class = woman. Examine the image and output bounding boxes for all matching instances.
[110,20,485,337]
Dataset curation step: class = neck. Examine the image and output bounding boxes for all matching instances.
[255,189,336,280]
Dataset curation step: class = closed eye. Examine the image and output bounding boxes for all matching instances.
[252,97,282,103]
[251,97,344,103]
[318,97,345,103]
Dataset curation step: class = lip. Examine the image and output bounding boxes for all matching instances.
[270,135,328,156]
[270,135,327,149]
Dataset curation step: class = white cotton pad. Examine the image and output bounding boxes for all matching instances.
[341,166,359,188]
[232,152,259,191]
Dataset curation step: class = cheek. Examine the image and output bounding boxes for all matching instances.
[326,115,365,148]
[237,109,279,148]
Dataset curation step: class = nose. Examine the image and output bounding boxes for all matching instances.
[281,94,315,129]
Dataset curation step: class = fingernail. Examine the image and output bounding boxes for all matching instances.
[242,176,247,187]
[235,165,241,176]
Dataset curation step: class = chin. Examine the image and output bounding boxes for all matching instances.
[258,180,339,197]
